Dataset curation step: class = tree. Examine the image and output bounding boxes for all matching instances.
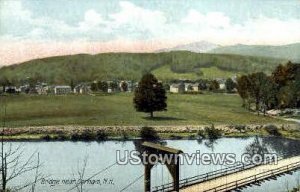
[98,81,108,92]
[260,77,278,115]
[225,78,236,93]
[120,81,128,92]
[1,103,43,191]
[109,81,118,92]
[209,80,219,91]
[90,82,98,92]
[0,77,10,93]
[133,73,167,118]
[237,75,250,108]
[247,72,267,114]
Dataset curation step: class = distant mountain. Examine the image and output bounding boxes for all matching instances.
[210,43,300,62]
[156,41,220,53]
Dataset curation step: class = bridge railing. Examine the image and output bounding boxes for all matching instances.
[202,160,300,192]
[152,156,282,192]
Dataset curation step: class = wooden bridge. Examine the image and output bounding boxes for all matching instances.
[152,155,300,192]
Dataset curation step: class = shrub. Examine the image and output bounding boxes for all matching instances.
[169,135,183,140]
[120,130,129,140]
[264,124,281,136]
[42,135,51,141]
[205,124,222,140]
[197,129,206,138]
[53,134,68,141]
[81,129,96,140]
[96,130,108,141]
[71,133,81,141]
[140,126,160,141]
[234,125,246,133]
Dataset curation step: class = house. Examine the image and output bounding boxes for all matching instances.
[119,81,132,92]
[5,86,17,93]
[36,84,49,95]
[191,83,201,92]
[107,81,119,93]
[170,83,185,93]
[74,84,91,94]
[184,83,193,92]
[216,78,226,90]
[54,85,72,95]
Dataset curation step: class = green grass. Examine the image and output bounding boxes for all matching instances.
[153,66,239,81]
[0,93,284,127]
[199,66,239,79]
[153,65,199,80]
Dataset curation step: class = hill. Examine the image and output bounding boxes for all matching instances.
[156,41,219,53]
[0,51,287,84]
[210,43,300,62]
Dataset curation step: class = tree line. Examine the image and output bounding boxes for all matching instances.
[236,61,300,115]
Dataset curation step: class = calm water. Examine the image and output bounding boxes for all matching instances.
[4,137,300,192]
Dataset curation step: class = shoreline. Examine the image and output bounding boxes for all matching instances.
[1,123,299,141]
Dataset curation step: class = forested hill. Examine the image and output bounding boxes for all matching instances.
[0,51,287,84]
[210,43,300,62]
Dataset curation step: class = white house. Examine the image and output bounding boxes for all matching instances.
[170,83,185,93]
[74,84,91,94]
[54,85,72,95]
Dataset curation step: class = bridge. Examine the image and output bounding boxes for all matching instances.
[144,142,300,192]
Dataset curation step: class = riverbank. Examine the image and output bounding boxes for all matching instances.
[1,123,299,141]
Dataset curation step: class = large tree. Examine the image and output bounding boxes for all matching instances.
[237,75,250,109]
[133,73,167,118]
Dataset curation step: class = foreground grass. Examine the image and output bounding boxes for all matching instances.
[0,93,285,127]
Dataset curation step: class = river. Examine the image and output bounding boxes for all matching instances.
[3,136,300,192]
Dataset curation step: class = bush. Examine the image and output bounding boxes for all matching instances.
[264,124,281,136]
[205,124,222,140]
[169,135,183,140]
[234,125,246,133]
[53,134,68,141]
[96,130,108,141]
[81,129,96,140]
[71,133,81,141]
[140,126,160,141]
[197,129,206,138]
[42,134,51,141]
[120,130,129,140]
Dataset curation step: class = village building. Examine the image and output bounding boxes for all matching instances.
[184,83,193,92]
[170,83,185,93]
[191,83,201,92]
[54,85,72,95]
[73,84,91,94]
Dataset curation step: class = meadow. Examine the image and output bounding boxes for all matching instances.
[0,93,284,127]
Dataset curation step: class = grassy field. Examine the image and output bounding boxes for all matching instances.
[152,65,239,81]
[0,93,284,127]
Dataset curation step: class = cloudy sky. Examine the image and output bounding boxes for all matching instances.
[1,0,300,65]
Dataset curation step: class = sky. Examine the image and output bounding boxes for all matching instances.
[1,0,300,65]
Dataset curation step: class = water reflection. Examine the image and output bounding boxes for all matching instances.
[2,137,300,192]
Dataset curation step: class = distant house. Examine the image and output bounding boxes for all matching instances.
[54,85,72,95]
[36,85,48,95]
[74,84,91,94]
[119,81,132,92]
[192,83,201,92]
[5,86,17,94]
[184,83,193,92]
[170,83,185,93]
[216,78,226,90]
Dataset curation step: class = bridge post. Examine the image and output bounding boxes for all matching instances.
[144,164,154,192]
[141,142,183,192]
